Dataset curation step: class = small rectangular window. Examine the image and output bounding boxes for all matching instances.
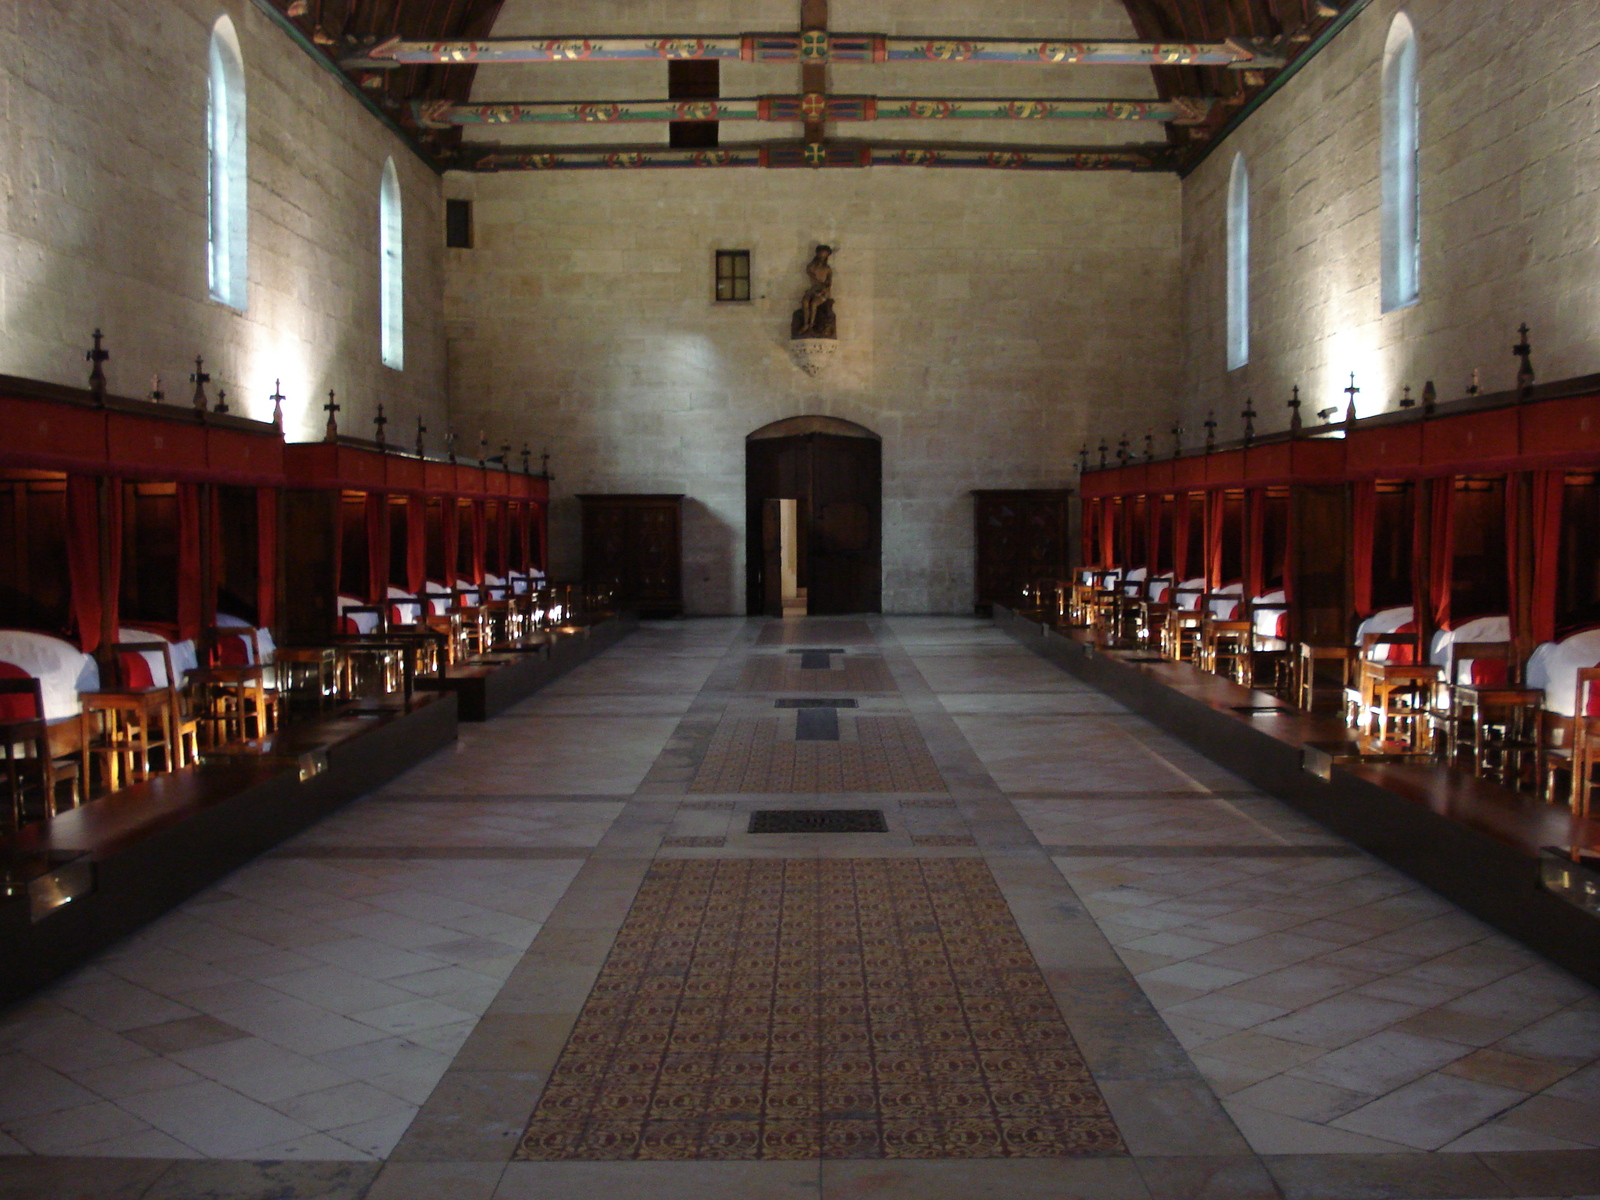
[446,198,473,249]
[715,250,750,302]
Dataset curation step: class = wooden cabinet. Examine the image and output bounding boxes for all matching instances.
[972,489,1074,615]
[578,494,684,617]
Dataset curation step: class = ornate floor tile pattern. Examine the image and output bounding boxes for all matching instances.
[514,859,1125,1161]
[688,717,946,794]
[756,621,876,646]
[736,656,897,693]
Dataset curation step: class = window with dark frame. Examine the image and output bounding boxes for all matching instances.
[445,198,473,249]
[715,250,750,302]
[669,60,719,149]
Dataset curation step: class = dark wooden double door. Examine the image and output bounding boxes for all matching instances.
[972,489,1074,615]
[747,433,881,615]
[579,494,684,617]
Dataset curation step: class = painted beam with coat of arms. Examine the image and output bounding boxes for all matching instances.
[415,96,1215,127]
[353,34,1284,69]
[457,140,1176,172]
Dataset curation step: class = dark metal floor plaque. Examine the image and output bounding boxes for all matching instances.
[748,809,888,834]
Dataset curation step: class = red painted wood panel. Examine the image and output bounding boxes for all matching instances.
[385,456,425,492]
[1146,461,1175,491]
[1204,450,1245,485]
[424,461,458,493]
[1245,442,1291,480]
[284,442,340,487]
[1523,395,1600,460]
[335,446,387,490]
[1291,437,1347,480]
[1173,456,1207,489]
[0,396,106,469]
[486,471,510,496]
[1423,409,1520,469]
[1347,423,1422,475]
[107,413,207,478]
[206,428,285,483]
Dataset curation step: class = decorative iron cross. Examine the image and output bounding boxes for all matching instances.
[323,389,340,440]
[1287,385,1302,434]
[86,329,109,401]
[540,450,552,479]
[149,373,165,405]
[1170,424,1183,458]
[501,443,512,472]
[1400,384,1414,409]
[214,387,229,415]
[1241,396,1257,445]
[374,403,389,447]
[1514,323,1535,397]
[269,380,285,428]
[1422,380,1437,415]
[521,444,532,474]
[1144,430,1154,462]
[190,355,211,411]
[1203,410,1217,452]
[1343,373,1360,425]
[445,430,457,464]
[1116,433,1130,465]
[1097,439,1108,469]
[478,432,488,465]
[415,416,427,458]
[1077,444,1090,473]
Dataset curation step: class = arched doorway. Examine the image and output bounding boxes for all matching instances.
[746,417,882,615]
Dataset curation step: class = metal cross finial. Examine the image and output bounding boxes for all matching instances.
[190,355,211,412]
[1097,439,1108,469]
[1170,423,1183,459]
[1144,430,1155,462]
[1343,372,1360,427]
[1077,443,1090,474]
[501,444,512,473]
[540,450,551,479]
[1116,433,1130,465]
[1400,384,1414,409]
[86,329,109,403]
[1203,410,1217,453]
[374,403,389,448]
[149,373,165,405]
[323,389,341,441]
[445,430,457,464]
[1514,323,1535,399]
[415,415,428,458]
[214,387,229,415]
[1421,380,1437,416]
[269,380,285,429]
[1288,385,1302,435]
[1467,369,1480,397]
[522,443,532,475]
[478,432,488,466]
[1241,396,1257,447]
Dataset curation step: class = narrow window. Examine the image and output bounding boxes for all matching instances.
[380,158,403,370]
[669,60,719,149]
[445,198,473,249]
[1381,13,1420,312]
[1226,152,1250,371]
[715,250,750,302]
[207,16,248,310]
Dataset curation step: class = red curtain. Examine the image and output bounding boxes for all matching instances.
[532,503,546,573]
[1508,471,1564,648]
[472,500,487,584]
[1244,489,1267,600]
[1282,495,1296,606]
[1081,499,1097,566]
[1204,490,1224,589]
[177,482,202,642]
[496,500,511,577]
[406,495,427,594]
[364,492,389,604]
[1172,492,1191,580]
[1099,499,1116,566]
[1426,477,1456,630]
[441,498,459,588]
[1351,482,1378,619]
[256,488,277,629]
[66,476,104,652]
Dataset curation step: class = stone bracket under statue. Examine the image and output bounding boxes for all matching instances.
[789,245,837,377]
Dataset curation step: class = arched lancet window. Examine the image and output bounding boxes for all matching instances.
[1381,12,1420,312]
[380,158,404,370]
[207,15,247,310]
[1226,152,1250,371]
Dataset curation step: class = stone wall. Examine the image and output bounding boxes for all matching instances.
[449,0,1181,614]
[1180,0,1600,441]
[0,0,448,442]
[444,169,1180,614]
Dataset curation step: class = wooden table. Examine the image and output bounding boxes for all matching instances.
[186,666,271,745]
[1356,661,1440,749]
[275,646,339,712]
[1454,684,1544,788]
[82,689,173,790]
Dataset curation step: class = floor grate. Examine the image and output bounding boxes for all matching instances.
[748,808,887,834]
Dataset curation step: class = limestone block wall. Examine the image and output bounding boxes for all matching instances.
[1179,0,1600,442]
[0,0,448,442]
[444,168,1181,614]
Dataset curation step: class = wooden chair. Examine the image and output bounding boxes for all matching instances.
[1248,601,1293,696]
[1161,585,1206,661]
[1199,593,1252,684]
[1542,668,1600,817]
[1296,643,1356,713]
[109,641,200,769]
[1354,632,1435,747]
[0,678,85,826]
[1426,641,1512,763]
[454,588,489,656]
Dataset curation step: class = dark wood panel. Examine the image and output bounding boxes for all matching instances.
[579,494,684,616]
[973,489,1073,616]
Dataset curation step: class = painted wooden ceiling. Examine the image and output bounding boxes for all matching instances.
[268,0,1344,170]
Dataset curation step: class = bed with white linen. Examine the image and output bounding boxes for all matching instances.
[1527,628,1600,716]
[0,630,100,722]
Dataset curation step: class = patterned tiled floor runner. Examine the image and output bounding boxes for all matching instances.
[688,716,946,793]
[515,859,1125,1160]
